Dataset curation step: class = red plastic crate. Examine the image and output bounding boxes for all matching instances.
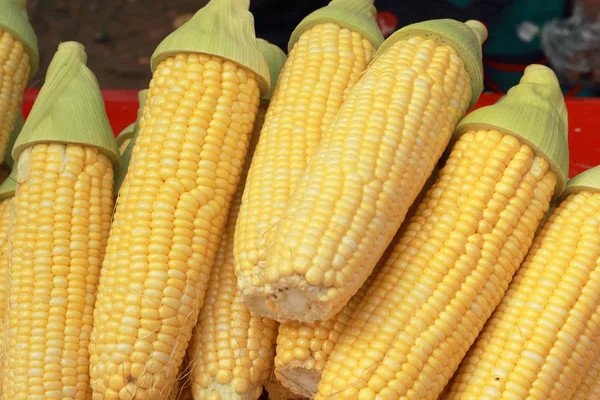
[22,90,600,178]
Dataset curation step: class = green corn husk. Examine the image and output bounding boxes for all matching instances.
[0,0,39,76]
[256,38,286,101]
[288,0,384,51]
[559,165,600,200]
[376,19,486,109]
[0,163,17,201]
[151,0,271,96]
[113,89,147,195]
[115,123,135,153]
[12,41,120,166]
[2,111,24,170]
[455,64,569,195]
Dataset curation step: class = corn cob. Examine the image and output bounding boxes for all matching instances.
[234,0,384,317]
[572,354,600,400]
[0,164,17,391]
[88,1,271,398]
[315,64,569,399]
[114,89,148,195]
[444,164,600,400]
[0,112,24,181]
[274,169,438,398]
[187,38,286,400]
[0,0,38,166]
[2,41,120,400]
[257,19,486,323]
[264,376,307,400]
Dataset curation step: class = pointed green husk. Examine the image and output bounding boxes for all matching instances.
[0,0,39,76]
[11,41,120,166]
[0,163,17,201]
[288,0,384,51]
[151,0,270,96]
[375,19,486,109]
[558,165,600,202]
[3,111,24,169]
[455,64,569,195]
[256,38,286,101]
[113,89,148,195]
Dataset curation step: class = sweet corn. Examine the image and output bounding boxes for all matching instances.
[444,166,600,400]
[259,19,486,323]
[315,65,569,400]
[2,42,119,400]
[187,38,286,400]
[234,0,384,317]
[572,354,600,400]
[88,1,270,398]
[0,0,38,166]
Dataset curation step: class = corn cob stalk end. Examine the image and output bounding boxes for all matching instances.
[0,0,39,76]
[151,0,271,96]
[114,88,148,195]
[558,164,600,201]
[456,64,569,194]
[0,163,17,201]
[2,111,24,170]
[257,38,286,101]
[11,41,120,166]
[375,18,486,109]
[288,0,384,51]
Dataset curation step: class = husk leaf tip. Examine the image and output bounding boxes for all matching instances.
[0,163,17,200]
[151,0,270,96]
[456,64,569,195]
[0,0,39,76]
[288,0,384,51]
[559,165,600,201]
[256,38,286,101]
[375,19,486,109]
[12,41,121,166]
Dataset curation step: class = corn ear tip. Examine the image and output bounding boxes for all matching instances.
[558,165,600,201]
[0,0,40,76]
[150,0,270,96]
[375,19,485,109]
[455,63,569,195]
[12,41,121,167]
[288,0,384,52]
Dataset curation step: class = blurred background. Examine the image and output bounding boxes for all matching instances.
[27,0,600,96]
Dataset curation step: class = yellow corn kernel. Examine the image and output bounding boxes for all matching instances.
[260,34,474,322]
[0,196,13,383]
[0,29,30,166]
[235,23,375,315]
[443,190,600,400]
[89,53,261,399]
[572,354,600,400]
[3,144,114,399]
[315,129,557,400]
[188,105,278,400]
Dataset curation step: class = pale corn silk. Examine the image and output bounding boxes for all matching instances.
[0,29,30,166]
[445,190,600,400]
[316,129,557,399]
[89,52,261,399]
[234,23,375,313]
[3,144,114,399]
[261,35,472,323]
[188,106,279,399]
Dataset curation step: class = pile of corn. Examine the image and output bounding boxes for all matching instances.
[0,0,598,399]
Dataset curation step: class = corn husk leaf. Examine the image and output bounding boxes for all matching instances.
[116,122,135,150]
[256,38,286,100]
[456,64,569,195]
[0,0,39,76]
[376,19,486,109]
[558,164,600,201]
[288,0,384,51]
[0,163,17,200]
[3,111,24,169]
[12,41,120,166]
[114,89,148,195]
[151,0,270,96]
